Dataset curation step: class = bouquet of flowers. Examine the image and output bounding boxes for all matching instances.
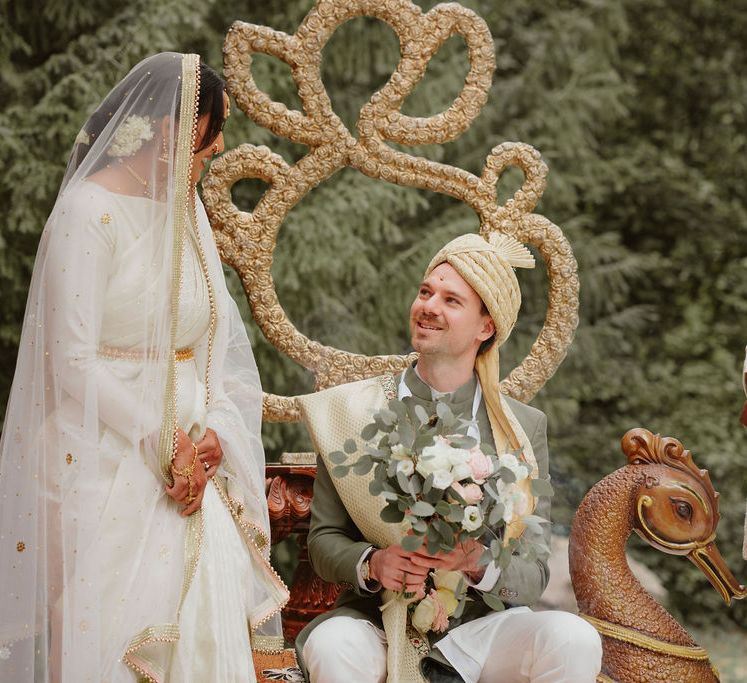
[330,397,552,633]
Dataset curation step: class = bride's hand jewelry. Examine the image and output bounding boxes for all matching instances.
[172,443,199,503]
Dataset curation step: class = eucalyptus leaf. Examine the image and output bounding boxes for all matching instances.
[452,594,467,620]
[436,401,454,423]
[369,480,383,496]
[379,408,398,426]
[531,478,555,497]
[396,470,411,494]
[382,490,399,502]
[488,502,505,526]
[361,422,379,441]
[412,519,427,534]
[343,438,357,454]
[447,504,465,523]
[380,503,405,523]
[447,486,466,505]
[398,416,415,449]
[331,465,350,477]
[423,487,442,505]
[522,514,551,533]
[435,500,451,517]
[408,475,422,496]
[353,459,374,475]
[426,525,441,554]
[497,467,516,484]
[498,549,513,571]
[413,404,430,425]
[422,473,433,496]
[449,434,476,449]
[389,399,409,423]
[414,432,437,451]
[433,518,454,546]
[477,547,493,567]
[328,450,348,464]
[410,500,435,517]
[401,533,425,552]
[481,591,506,612]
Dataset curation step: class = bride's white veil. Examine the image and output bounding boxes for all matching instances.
[0,52,286,681]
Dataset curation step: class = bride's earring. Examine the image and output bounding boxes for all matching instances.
[158,137,169,163]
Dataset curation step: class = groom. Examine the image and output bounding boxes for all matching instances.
[295,233,602,682]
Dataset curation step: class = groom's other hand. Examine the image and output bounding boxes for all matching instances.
[369,544,430,594]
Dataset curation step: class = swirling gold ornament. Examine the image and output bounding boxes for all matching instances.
[203,0,580,422]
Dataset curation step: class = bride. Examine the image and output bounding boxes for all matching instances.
[0,52,288,682]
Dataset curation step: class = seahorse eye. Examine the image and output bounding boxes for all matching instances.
[670,497,693,521]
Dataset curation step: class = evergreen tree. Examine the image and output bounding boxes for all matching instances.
[1,0,745,632]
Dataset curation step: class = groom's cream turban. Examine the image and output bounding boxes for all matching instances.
[425,232,538,535]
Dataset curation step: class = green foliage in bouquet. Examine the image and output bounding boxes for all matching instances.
[330,398,552,578]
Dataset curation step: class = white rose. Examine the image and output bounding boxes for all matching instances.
[446,445,471,466]
[496,481,529,523]
[497,453,529,482]
[417,437,453,478]
[497,453,519,471]
[431,468,454,490]
[432,569,463,594]
[396,459,415,476]
[411,595,436,634]
[451,461,472,482]
[461,505,483,532]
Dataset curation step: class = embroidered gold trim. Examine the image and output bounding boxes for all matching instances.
[251,634,285,653]
[581,614,710,661]
[379,373,397,400]
[178,508,205,614]
[157,53,200,483]
[122,623,180,683]
[97,345,194,362]
[211,477,289,629]
[123,53,200,683]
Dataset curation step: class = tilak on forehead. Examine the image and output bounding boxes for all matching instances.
[424,232,536,472]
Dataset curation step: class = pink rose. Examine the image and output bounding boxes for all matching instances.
[451,481,483,504]
[429,589,449,633]
[468,447,493,484]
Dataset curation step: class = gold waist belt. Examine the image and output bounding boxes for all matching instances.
[97,345,195,362]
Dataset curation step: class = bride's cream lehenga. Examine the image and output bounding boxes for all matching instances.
[45,184,283,682]
[0,53,287,683]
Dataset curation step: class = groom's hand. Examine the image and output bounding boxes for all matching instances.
[410,538,484,574]
[369,545,430,595]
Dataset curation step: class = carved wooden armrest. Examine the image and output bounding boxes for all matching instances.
[267,454,342,643]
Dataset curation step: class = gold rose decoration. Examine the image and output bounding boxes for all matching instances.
[202,0,580,422]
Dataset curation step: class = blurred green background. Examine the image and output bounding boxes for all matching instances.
[2,0,746,674]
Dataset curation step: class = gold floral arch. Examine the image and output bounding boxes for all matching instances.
[202,0,579,423]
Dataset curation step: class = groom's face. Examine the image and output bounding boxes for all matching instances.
[409,263,495,363]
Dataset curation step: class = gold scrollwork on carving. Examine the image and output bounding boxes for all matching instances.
[203,0,580,422]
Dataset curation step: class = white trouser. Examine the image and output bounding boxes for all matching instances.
[303,608,602,683]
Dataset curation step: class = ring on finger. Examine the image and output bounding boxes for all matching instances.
[204,462,210,471]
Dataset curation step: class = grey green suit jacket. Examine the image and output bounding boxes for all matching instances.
[295,379,551,680]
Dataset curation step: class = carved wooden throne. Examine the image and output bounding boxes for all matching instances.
[203,0,579,654]
[203,5,747,683]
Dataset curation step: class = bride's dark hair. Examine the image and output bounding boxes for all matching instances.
[68,53,226,174]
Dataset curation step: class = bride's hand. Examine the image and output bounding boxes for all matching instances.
[194,427,223,479]
[166,427,208,516]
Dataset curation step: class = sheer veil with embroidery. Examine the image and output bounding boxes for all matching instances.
[0,52,287,681]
